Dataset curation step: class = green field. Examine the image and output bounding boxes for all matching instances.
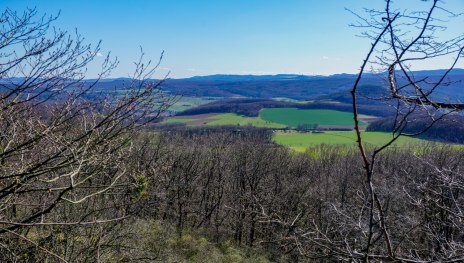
[206,113,286,128]
[164,108,368,129]
[260,108,364,128]
[163,113,286,128]
[274,131,425,152]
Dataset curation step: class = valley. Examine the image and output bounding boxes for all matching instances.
[2,1,464,261]
[157,71,464,151]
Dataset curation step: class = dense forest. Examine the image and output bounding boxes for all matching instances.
[2,127,464,262]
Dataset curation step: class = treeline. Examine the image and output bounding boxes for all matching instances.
[367,114,464,143]
[159,125,274,143]
[176,97,395,117]
[176,98,294,117]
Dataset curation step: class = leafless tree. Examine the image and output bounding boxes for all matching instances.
[250,1,464,262]
[0,8,174,261]
[348,0,464,262]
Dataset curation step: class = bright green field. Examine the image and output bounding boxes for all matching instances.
[260,108,364,127]
[163,113,286,128]
[206,113,286,128]
[164,108,368,129]
[274,131,425,152]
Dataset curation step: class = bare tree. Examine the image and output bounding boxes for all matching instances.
[0,8,174,260]
[348,0,464,262]
[251,1,464,262]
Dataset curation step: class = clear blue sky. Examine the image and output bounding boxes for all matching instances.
[2,0,463,78]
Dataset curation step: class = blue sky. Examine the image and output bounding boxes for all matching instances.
[2,0,463,78]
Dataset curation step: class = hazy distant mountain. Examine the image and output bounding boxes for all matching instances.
[186,74,327,81]
[177,68,464,81]
[159,69,464,100]
[2,69,463,101]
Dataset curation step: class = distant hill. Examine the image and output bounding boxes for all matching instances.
[164,68,464,100]
[170,68,464,118]
[2,69,463,102]
[158,72,378,99]
[186,74,327,81]
[178,68,464,81]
